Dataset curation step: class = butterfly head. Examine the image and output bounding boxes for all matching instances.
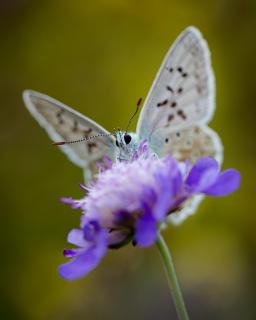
[115,131,139,161]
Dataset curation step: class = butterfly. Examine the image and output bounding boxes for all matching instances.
[23,26,223,224]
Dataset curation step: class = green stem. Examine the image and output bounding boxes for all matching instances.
[156,234,189,320]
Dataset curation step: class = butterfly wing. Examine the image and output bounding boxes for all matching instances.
[151,125,223,164]
[23,90,116,181]
[137,26,215,135]
[136,27,222,224]
[136,26,222,162]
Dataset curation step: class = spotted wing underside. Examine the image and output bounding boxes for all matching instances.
[137,26,215,139]
[151,125,223,164]
[136,27,222,224]
[23,90,116,181]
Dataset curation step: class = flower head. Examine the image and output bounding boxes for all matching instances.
[59,141,240,280]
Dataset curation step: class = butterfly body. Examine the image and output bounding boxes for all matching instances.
[23,26,223,223]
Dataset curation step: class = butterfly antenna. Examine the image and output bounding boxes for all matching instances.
[125,97,142,134]
[52,133,113,146]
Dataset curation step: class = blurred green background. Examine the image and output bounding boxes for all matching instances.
[1,0,256,319]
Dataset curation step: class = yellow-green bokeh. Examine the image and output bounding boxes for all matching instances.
[1,0,256,319]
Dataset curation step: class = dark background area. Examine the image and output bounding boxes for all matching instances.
[1,0,256,319]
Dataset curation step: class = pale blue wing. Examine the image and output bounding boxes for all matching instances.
[137,26,215,140]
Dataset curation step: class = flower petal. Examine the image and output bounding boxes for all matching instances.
[163,156,183,196]
[135,206,157,247]
[59,229,108,280]
[83,220,100,241]
[63,248,84,258]
[141,186,158,208]
[107,230,132,248]
[60,197,82,209]
[153,157,182,220]
[203,169,241,196]
[79,183,90,192]
[113,210,133,227]
[67,229,86,247]
[186,157,220,193]
[103,155,113,169]
[154,187,172,221]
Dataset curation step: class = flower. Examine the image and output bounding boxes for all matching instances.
[59,141,240,280]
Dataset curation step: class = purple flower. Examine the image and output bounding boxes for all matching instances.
[59,221,107,280]
[59,141,240,280]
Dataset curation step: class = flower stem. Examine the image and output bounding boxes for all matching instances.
[156,234,189,320]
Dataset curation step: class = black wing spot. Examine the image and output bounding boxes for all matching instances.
[84,128,92,137]
[56,110,65,124]
[56,110,64,118]
[166,86,174,93]
[157,99,168,107]
[169,67,174,73]
[176,132,181,137]
[87,142,97,153]
[171,101,177,108]
[168,114,174,122]
[165,138,169,143]
[177,110,187,120]
[182,73,188,78]
[177,66,183,73]
[177,87,183,94]
[72,120,78,132]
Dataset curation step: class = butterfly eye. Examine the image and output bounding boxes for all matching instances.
[124,134,132,145]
